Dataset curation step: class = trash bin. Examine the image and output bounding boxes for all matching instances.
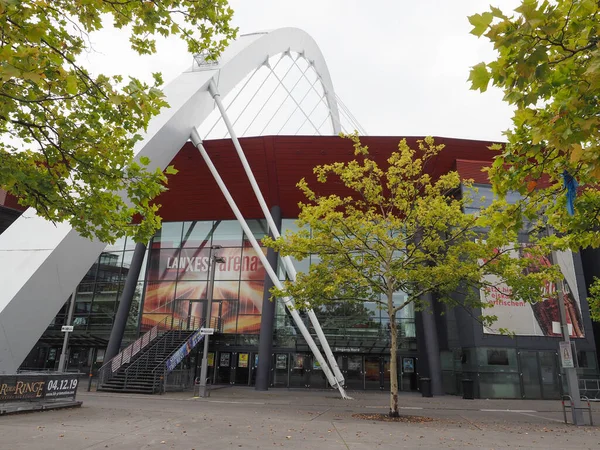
[420,377,432,397]
[462,379,474,399]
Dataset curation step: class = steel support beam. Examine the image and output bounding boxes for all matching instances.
[105,242,147,363]
[255,205,282,391]
[189,129,350,399]
[207,80,345,387]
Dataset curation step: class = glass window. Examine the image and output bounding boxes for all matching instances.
[147,248,182,281]
[177,248,211,281]
[152,222,183,249]
[214,247,243,281]
[476,347,518,372]
[143,281,176,314]
[211,220,243,246]
[240,247,266,281]
[243,219,269,244]
[236,315,261,334]
[175,281,207,300]
[182,221,214,248]
[140,313,171,332]
[239,281,263,314]
[103,236,127,252]
[463,184,523,214]
[487,349,509,365]
[121,251,135,281]
[212,281,240,301]
[123,236,138,251]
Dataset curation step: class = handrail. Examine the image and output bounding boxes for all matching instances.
[579,379,600,401]
[152,318,205,374]
[120,315,202,392]
[98,316,168,385]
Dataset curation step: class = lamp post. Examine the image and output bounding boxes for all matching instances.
[199,246,225,398]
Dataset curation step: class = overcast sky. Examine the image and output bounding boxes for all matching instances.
[86,0,522,142]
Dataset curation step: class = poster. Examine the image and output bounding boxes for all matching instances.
[402,358,414,374]
[276,354,287,370]
[141,243,267,334]
[294,354,304,369]
[207,352,214,367]
[313,359,322,370]
[220,353,230,367]
[481,247,584,337]
[239,353,249,368]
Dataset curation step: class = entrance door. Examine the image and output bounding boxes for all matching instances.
[216,351,232,384]
[273,353,289,387]
[290,354,309,387]
[539,351,561,399]
[520,350,542,399]
[309,356,328,388]
[364,356,382,390]
[401,357,417,391]
[235,352,251,385]
[341,355,364,390]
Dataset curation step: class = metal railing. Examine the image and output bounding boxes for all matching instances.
[98,316,169,385]
[562,395,594,425]
[579,379,600,401]
[121,316,202,393]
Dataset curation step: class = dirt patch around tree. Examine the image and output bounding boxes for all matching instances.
[352,413,436,423]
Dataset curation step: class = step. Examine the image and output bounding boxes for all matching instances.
[98,387,155,394]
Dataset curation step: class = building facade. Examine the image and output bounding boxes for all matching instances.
[8,135,599,398]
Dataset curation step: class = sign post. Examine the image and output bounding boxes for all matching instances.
[198,247,225,398]
[553,252,584,425]
[57,290,76,372]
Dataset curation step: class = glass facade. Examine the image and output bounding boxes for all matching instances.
[26,218,417,381]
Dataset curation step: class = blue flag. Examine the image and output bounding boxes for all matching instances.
[562,170,578,216]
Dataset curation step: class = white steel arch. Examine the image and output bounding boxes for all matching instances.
[0,28,348,394]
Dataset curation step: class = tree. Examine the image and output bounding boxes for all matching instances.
[468,0,600,250]
[0,1,237,243]
[265,135,553,416]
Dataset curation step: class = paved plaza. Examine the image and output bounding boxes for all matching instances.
[1,387,599,449]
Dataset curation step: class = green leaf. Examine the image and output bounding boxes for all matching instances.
[165,165,178,175]
[139,156,151,165]
[468,12,494,37]
[468,63,491,92]
[65,75,78,95]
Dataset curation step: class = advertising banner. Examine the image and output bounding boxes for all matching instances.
[165,329,205,372]
[481,248,584,337]
[0,373,80,403]
[142,244,266,334]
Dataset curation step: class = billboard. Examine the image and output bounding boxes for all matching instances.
[481,248,584,337]
[141,244,266,334]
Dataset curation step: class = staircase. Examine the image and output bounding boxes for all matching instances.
[98,330,195,394]
[97,316,204,394]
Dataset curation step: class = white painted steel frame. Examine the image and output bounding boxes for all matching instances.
[0,28,342,375]
[190,129,349,399]
[207,80,346,388]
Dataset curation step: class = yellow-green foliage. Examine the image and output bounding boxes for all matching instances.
[0,0,237,243]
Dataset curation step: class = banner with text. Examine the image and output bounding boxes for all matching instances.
[481,247,584,337]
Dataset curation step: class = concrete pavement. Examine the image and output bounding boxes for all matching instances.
[0,387,598,449]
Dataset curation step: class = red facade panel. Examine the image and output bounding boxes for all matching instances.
[155,135,500,222]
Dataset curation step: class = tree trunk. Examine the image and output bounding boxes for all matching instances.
[388,296,399,417]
